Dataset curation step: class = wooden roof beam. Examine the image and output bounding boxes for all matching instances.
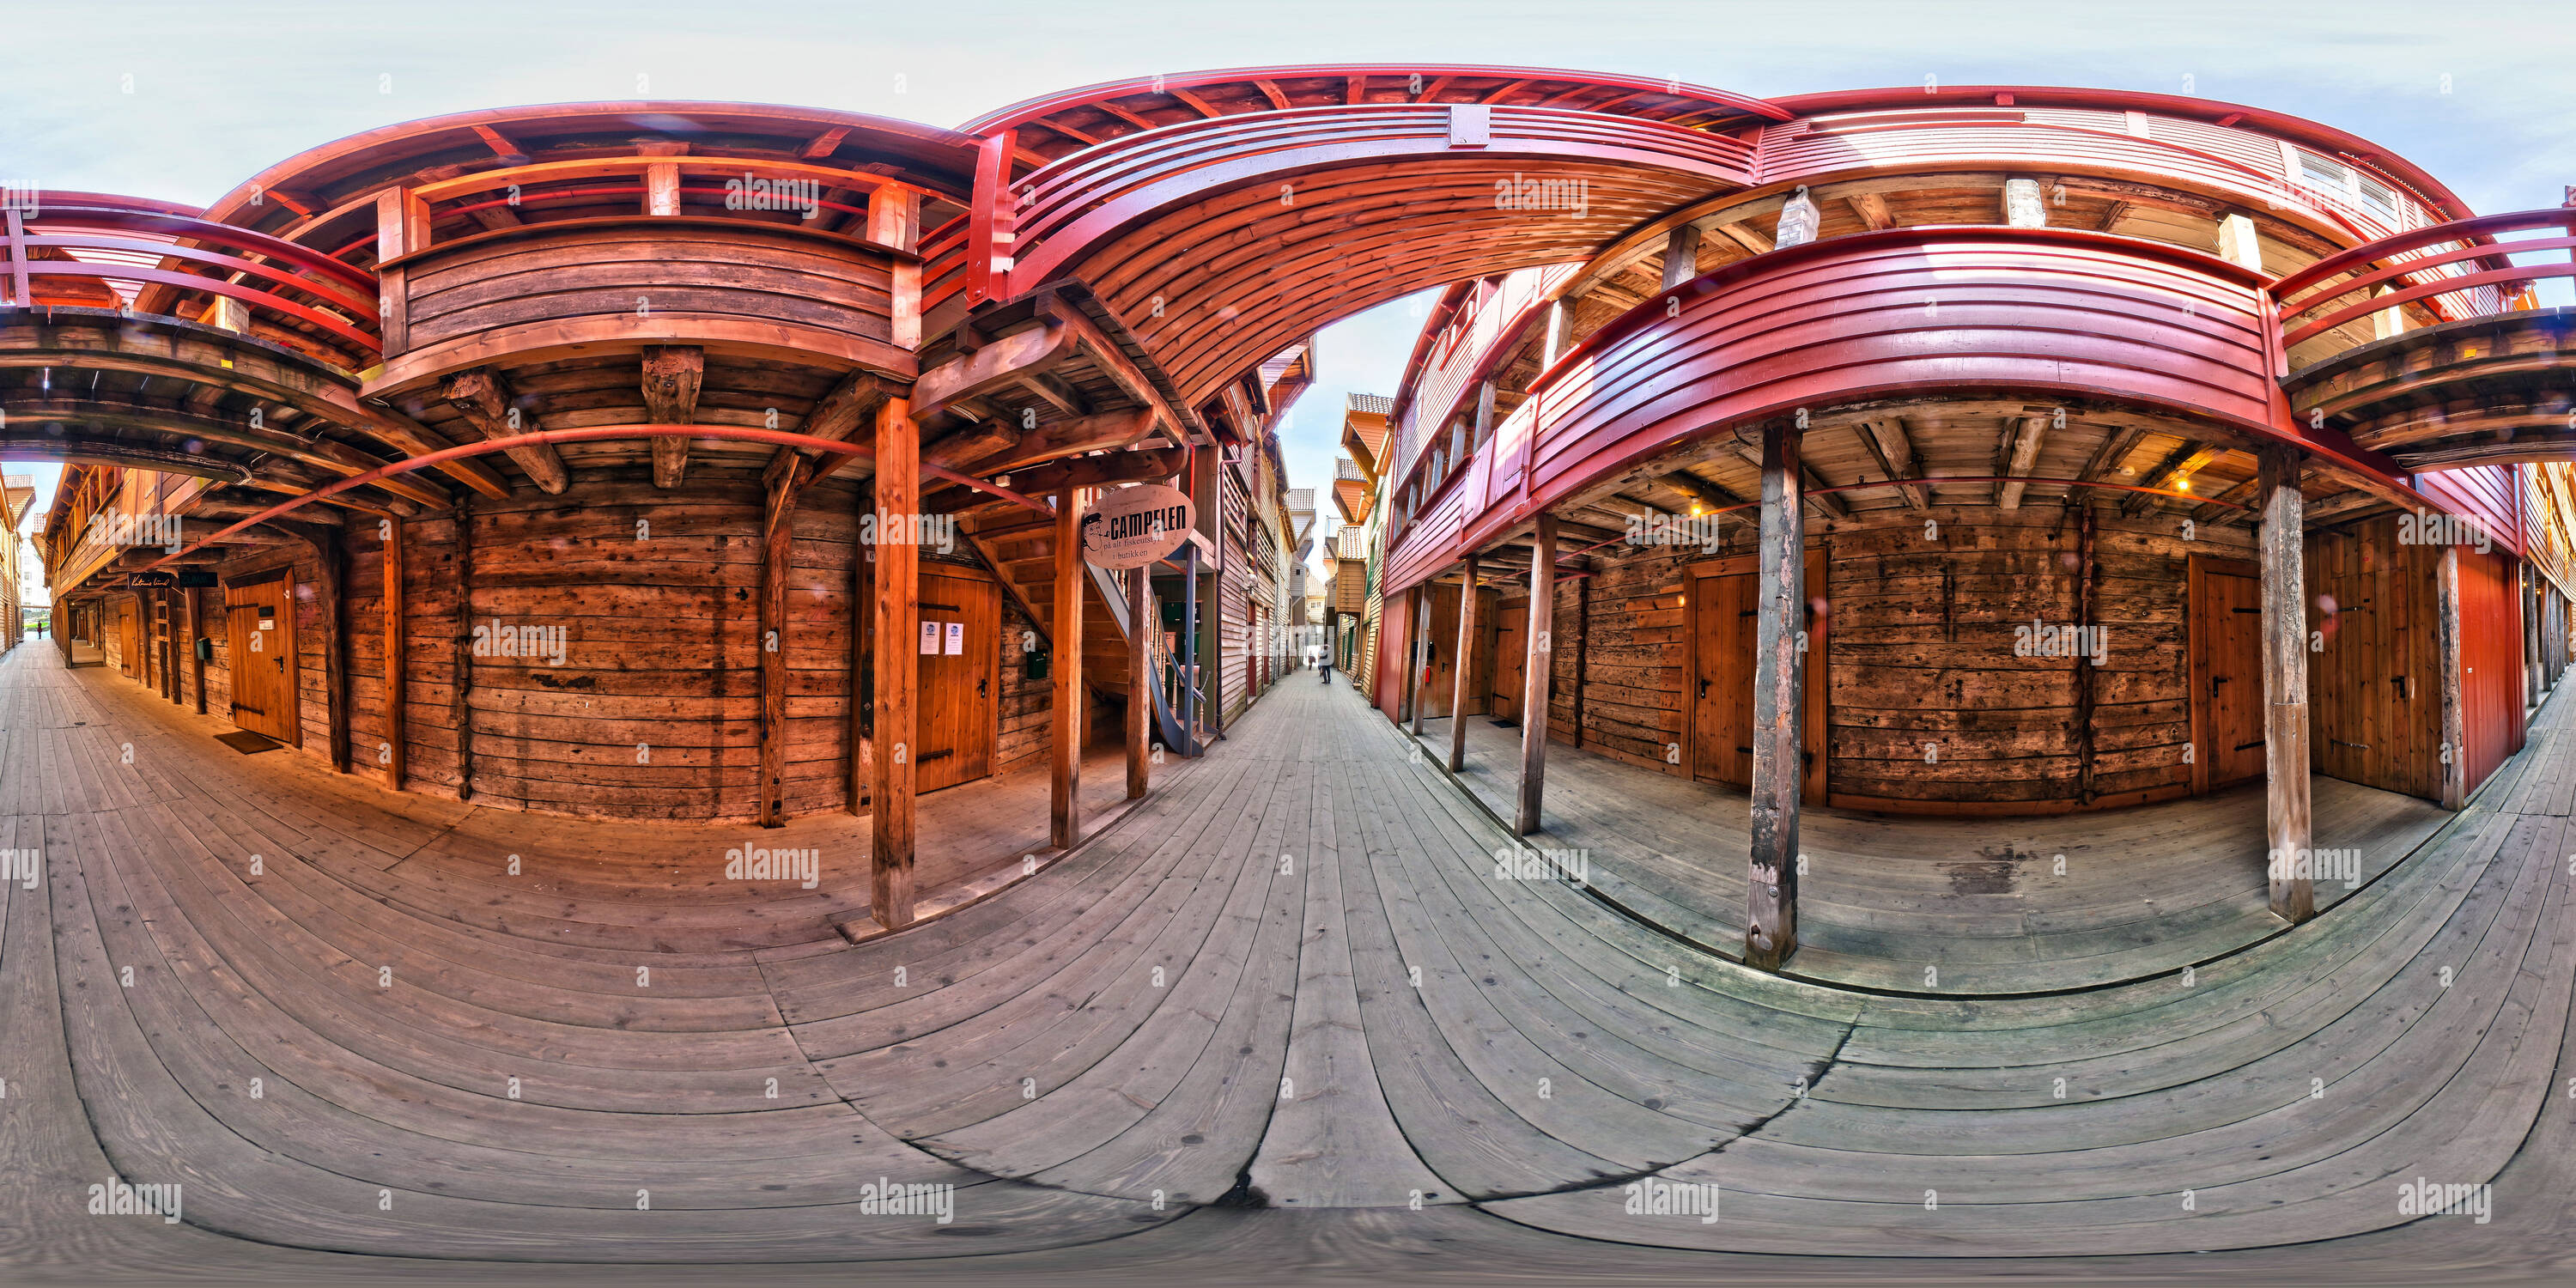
[1167,86,1224,118]
[1847,191,1894,230]
[1037,295,1188,445]
[1996,415,2047,509]
[1713,221,1775,255]
[442,368,571,495]
[2122,442,2223,516]
[1856,418,1925,509]
[471,125,530,163]
[2191,473,2265,525]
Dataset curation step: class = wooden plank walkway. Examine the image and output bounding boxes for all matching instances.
[2,645,2571,1280]
[1424,710,2454,993]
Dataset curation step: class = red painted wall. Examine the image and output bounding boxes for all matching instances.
[1374,586,1413,722]
[2458,547,2526,797]
[2416,466,2525,558]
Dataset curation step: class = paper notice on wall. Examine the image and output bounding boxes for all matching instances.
[945,622,964,655]
[920,621,941,654]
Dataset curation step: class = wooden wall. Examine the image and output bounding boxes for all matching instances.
[149,453,1049,823]
[398,222,901,359]
[2306,514,2441,800]
[1218,467,1254,726]
[1466,506,2262,814]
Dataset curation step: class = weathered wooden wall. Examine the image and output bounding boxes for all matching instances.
[1490,506,2265,814]
[397,222,902,361]
[165,453,1057,823]
[2306,514,2441,800]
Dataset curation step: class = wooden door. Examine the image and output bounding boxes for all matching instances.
[2191,557,2265,789]
[1491,598,1528,721]
[1690,552,1828,800]
[2456,548,2526,796]
[1419,584,1461,720]
[914,567,999,794]
[224,577,299,743]
[119,603,140,677]
[1690,571,1758,787]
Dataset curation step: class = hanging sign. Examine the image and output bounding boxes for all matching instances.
[1078,483,1194,570]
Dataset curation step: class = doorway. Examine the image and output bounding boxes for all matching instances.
[914,566,999,794]
[224,574,300,744]
[1491,597,1527,721]
[1689,552,1827,801]
[2189,555,2265,791]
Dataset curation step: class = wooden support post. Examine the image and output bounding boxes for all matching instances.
[1573,578,1589,748]
[867,187,924,349]
[1515,515,1558,834]
[374,187,428,355]
[1540,298,1568,368]
[641,346,703,489]
[2258,444,2316,921]
[1128,567,1151,799]
[850,483,873,817]
[2073,503,2097,805]
[381,516,406,790]
[644,161,681,217]
[450,498,475,800]
[757,459,800,827]
[186,586,206,714]
[1406,588,1429,738]
[1660,224,1702,290]
[2437,544,2468,811]
[1449,555,1479,771]
[2216,212,2263,274]
[871,399,920,929]
[1746,420,1805,971]
[1052,489,1086,848]
[159,589,178,702]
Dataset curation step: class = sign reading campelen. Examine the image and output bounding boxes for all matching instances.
[1079,483,1194,569]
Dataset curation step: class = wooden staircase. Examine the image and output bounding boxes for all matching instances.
[959,504,1141,699]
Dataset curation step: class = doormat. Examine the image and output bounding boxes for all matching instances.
[215,731,282,755]
[1492,718,1521,729]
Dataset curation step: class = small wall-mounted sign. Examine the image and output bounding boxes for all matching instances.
[1079,483,1194,570]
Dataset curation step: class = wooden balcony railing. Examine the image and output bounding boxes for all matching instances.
[2269,207,2576,363]
[3,192,381,367]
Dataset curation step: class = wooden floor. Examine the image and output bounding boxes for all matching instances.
[1419,712,2453,992]
[3,644,2571,1282]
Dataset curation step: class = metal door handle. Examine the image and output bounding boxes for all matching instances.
[1698,678,1710,699]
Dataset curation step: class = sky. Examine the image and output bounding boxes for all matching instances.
[9,0,2575,593]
